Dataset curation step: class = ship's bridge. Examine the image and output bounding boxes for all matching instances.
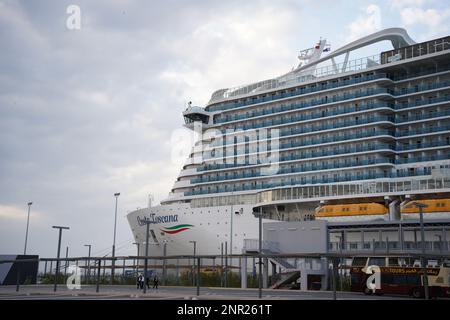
[182,105,211,129]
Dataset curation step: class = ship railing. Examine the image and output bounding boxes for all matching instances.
[257,177,450,204]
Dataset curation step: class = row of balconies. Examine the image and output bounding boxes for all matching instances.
[215,101,391,125]
[391,79,450,96]
[208,63,450,114]
[190,157,394,184]
[205,97,450,150]
[206,128,393,152]
[183,170,434,196]
[212,80,450,126]
[214,87,390,125]
[212,92,449,131]
[201,121,450,162]
[201,132,450,171]
[209,73,388,113]
[396,107,450,123]
[195,140,450,174]
[189,152,449,186]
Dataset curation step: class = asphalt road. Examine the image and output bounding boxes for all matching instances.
[0,285,418,300]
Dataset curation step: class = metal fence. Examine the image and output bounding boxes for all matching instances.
[1,251,449,299]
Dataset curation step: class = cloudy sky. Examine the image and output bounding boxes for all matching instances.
[1,0,449,259]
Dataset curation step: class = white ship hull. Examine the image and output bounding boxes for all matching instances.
[127,203,270,258]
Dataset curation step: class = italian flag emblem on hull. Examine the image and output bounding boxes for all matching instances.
[160,224,194,234]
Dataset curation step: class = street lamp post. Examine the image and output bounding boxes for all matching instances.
[257,206,263,299]
[402,199,429,299]
[189,241,197,287]
[64,246,69,281]
[133,242,140,276]
[111,192,120,285]
[84,244,92,283]
[416,202,430,300]
[335,235,343,291]
[230,192,234,272]
[220,242,224,287]
[23,202,33,255]
[143,218,150,294]
[52,225,69,292]
[162,240,168,286]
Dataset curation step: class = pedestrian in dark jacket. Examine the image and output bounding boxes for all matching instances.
[153,275,159,289]
[136,274,141,289]
[146,277,150,289]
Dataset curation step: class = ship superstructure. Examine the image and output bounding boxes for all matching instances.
[127,28,450,259]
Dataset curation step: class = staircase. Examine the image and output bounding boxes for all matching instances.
[261,241,297,271]
[270,271,301,289]
[261,249,296,269]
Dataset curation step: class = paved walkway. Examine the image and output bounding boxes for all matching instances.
[0,285,417,300]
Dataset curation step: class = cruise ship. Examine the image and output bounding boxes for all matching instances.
[127,28,450,258]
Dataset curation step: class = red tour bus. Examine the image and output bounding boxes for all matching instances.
[350,256,450,298]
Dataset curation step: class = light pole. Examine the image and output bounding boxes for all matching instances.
[84,244,92,283]
[23,202,32,255]
[133,242,140,276]
[220,242,224,287]
[335,235,343,291]
[402,199,429,299]
[230,191,234,265]
[64,246,69,281]
[257,207,263,299]
[143,217,150,294]
[416,201,429,300]
[189,240,197,287]
[162,240,168,286]
[52,225,69,292]
[111,192,120,285]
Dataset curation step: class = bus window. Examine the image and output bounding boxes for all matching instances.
[388,258,400,266]
[368,257,386,267]
[427,260,438,267]
[398,258,407,267]
[351,257,368,266]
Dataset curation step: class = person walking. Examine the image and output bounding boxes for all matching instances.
[139,273,144,289]
[136,274,141,289]
[146,276,150,289]
[153,274,159,290]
